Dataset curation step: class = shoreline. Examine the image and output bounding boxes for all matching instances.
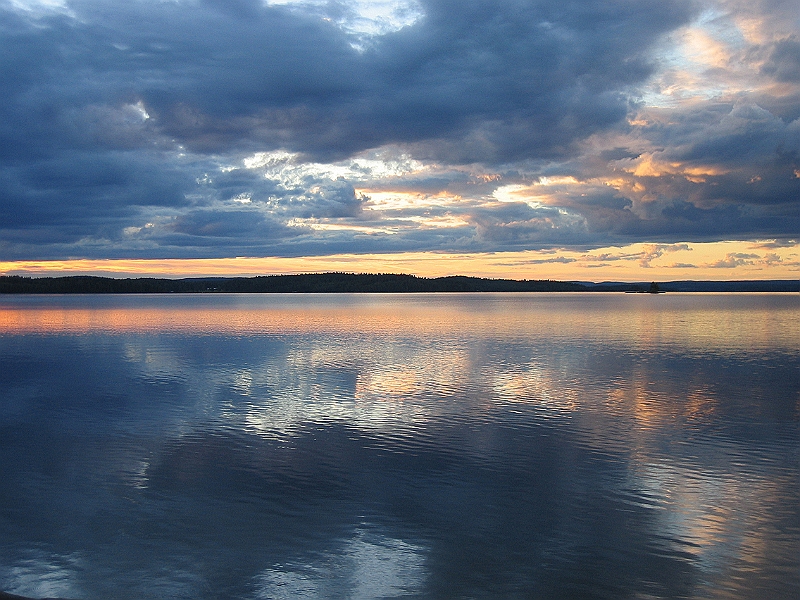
[1,274,798,294]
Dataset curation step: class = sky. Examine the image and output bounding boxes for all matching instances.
[1,0,799,281]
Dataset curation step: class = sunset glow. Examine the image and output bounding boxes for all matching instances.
[2,240,799,281]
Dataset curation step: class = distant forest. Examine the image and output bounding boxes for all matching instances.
[1,273,799,294]
[0,273,587,294]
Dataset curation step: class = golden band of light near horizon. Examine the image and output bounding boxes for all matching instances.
[1,241,799,281]
[0,240,800,281]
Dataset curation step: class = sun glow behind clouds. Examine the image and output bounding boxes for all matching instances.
[265,0,423,40]
[492,179,583,210]
[8,0,71,16]
[493,184,549,207]
[363,190,463,211]
[641,7,758,107]
[241,150,426,184]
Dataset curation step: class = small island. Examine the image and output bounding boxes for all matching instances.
[625,282,666,294]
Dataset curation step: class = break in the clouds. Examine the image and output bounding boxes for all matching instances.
[0,0,799,261]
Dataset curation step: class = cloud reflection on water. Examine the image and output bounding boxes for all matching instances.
[255,528,427,600]
[0,294,798,598]
[2,293,799,354]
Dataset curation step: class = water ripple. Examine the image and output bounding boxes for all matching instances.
[1,293,798,599]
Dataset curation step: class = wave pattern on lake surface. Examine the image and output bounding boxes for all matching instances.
[0,293,798,599]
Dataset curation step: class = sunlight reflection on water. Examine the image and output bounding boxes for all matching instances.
[0,293,798,599]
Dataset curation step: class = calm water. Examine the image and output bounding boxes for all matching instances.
[0,293,798,599]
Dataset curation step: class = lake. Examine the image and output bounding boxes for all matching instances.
[1,293,798,599]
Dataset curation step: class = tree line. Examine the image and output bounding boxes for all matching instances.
[0,273,589,294]
[3,274,797,293]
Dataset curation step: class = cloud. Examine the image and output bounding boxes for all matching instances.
[639,243,691,267]
[529,256,578,265]
[751,238,798,248]
[708,252,760,268]
[1,0,799,264]
[1,0,698,162]
[761,36,800,83]
[467,202,589,248]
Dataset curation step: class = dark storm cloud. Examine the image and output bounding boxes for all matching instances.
[676,103,799,169]
[2,0,699,161]
[762,36,800,83]
[0,151,192,229]
[169,208,296,242]
[92,0,696,163]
